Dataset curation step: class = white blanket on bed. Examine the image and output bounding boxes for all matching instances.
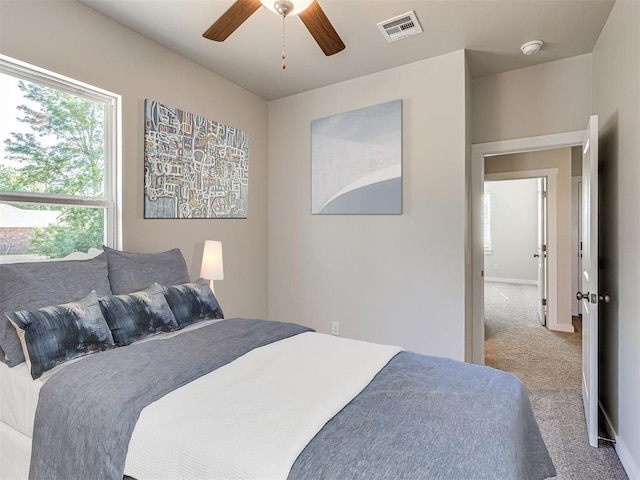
[124,332,402,480]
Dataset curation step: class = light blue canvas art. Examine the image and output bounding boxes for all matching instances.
[311,100,402,215]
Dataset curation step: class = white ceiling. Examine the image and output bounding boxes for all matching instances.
[78,0,615,101]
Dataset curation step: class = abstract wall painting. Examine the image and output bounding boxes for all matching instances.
[144,99,249,219]
[311,100,402,215]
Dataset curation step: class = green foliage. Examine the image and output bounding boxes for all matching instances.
[29,208,104,258]
[4,81,104,195]
[3,81,105,257]
[0,164,22,191]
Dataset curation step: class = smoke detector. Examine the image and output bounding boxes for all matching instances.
[520,40,543,55]
[377,11,423,43]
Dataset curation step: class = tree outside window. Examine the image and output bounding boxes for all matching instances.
[0,56,119,261]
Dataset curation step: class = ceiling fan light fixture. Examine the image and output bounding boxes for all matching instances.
[260,0,314,16]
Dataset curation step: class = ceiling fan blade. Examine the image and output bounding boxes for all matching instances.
[298,1,345,56]
[203,0,262,42]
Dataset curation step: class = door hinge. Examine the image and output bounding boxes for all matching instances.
[541,298,547,306]
[542,244,547,252]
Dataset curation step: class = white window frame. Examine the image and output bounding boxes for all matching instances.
[0,54,121,250]
[483,192,492,254]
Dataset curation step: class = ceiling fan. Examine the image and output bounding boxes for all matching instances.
[203,0,345,57]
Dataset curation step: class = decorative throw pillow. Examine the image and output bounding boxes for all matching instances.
[6,291,115,380]
[0,253,112,367]
[103,246,190,295]
[161,282,224,328]
[99,284,179,346]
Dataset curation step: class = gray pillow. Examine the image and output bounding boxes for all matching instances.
[162,282,224,328]
[103,246,190,294]
[6,291,115,379]
[0,253,112,366]
[98,283,179,346]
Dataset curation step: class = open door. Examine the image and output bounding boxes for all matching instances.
[578,115,599,447]
[536,178,547,326]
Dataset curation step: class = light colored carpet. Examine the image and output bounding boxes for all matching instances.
[484,282,628,480]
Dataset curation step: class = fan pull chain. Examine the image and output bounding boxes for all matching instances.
[281,14,286,70]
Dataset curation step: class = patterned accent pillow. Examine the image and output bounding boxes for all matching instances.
[161,282,224,328]
[103,246,190,295]
[0,253,111,367]
[99,284,179,346]
[6,291,115,380]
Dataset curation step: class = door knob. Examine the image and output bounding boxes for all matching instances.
[533,253,540,258]
[577,291,611,303]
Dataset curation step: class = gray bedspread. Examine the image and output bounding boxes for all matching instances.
[30,318,312,480]
[30,318,556,480]
[290,352,556,480]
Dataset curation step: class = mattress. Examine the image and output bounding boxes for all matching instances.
[0,420,32,479]
[0,361,43,437]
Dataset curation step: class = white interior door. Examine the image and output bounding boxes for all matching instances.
[580,115,599,448]
[536,178,547,326]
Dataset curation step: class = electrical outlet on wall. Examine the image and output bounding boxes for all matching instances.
[331,321,340,336]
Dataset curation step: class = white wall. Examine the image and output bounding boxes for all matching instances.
[267,51,469,360]
[472,54,592,144]
[592,0,640,476]
[0,0,269,319]
[484,179,538,283]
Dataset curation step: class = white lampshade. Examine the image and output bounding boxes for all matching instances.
[201,240,224,280]
[259,0,314,16]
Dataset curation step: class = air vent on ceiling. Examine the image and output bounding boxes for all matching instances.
[377,11,423,43]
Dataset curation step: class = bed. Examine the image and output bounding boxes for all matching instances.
[0,247,557,480]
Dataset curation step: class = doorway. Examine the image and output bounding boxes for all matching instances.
[470,130,584,365]
[483,176,548,333]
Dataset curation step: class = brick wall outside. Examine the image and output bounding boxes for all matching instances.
[0,227,36,254]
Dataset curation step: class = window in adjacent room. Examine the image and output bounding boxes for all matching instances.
[0,54,121,261]
[483,192,492,254]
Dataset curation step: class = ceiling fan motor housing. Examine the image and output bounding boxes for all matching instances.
[274,0,294,16]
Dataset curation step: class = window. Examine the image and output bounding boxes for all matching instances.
[483,192,492,254]
[0,55,120,261]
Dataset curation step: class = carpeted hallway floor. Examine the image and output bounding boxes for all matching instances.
[484,282,628,480]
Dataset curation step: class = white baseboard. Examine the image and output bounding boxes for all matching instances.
[600,401,640,480]
[484,277,537,285]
